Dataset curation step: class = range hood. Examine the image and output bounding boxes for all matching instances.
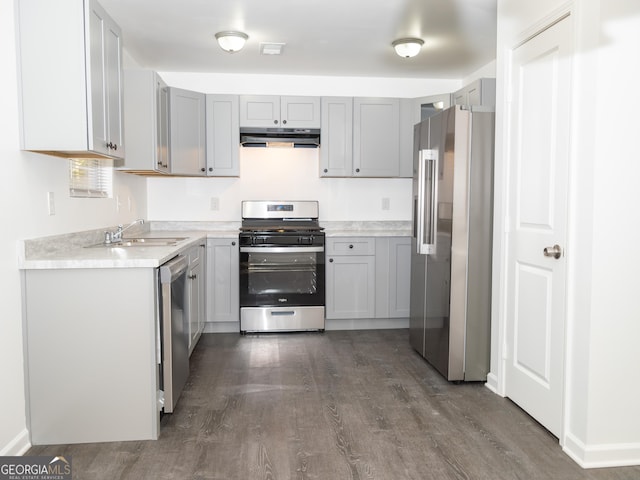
[240,127,321,148]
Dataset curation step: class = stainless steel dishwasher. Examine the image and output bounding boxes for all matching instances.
[159,255,189,413]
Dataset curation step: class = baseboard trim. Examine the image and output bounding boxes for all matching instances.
[0,428,31,456]
[325,318,409,331]
[485,372,503,396]
[563,432,640,468]
[203,322,239,334]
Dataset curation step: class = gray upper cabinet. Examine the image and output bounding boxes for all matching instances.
[353,98,401,177]
[453,78,496,107]
[168,87,206,176]
[17,0,125,160]
[240,95,320,128]
[205,95,240,177]
[120,69,169,173]
[319,97,353,177]
[320,97,403,178]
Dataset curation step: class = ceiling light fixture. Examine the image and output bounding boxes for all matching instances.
[392,38,424,58]
[215,31,249,53]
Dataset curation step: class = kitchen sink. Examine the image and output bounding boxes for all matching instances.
[85,237,188,248]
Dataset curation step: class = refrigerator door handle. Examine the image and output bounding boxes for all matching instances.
[419,149,438,254]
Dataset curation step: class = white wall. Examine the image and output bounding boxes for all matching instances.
[492,0,640,468]
[0,0,148,455]
[148,72,461,222]
[148,148,411,221]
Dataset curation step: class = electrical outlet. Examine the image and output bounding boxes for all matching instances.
[47,192,55,216]
[381,197,390,210]
[210,197,220,211]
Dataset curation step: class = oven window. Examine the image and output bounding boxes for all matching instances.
[247,251,318,295]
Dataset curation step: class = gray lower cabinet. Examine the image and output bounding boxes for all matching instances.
[187,243,206,355]
[23,268,160,444]
[326,237,376,319]
[206,238,239,327]
[375,237,411,318]
[326,236,411,320]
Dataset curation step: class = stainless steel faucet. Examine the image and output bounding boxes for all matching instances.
[104,219,145,244]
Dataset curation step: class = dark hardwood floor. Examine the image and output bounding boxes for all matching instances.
[28,330,640,479]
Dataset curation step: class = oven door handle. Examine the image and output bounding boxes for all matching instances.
[240,246,324,253]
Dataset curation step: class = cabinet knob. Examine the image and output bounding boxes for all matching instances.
[274,120,278,125]
[113,143,117,151]
[209,167,213,172]
[329,258,334,263]
[201,167,206,172]
[323,168,328,173]
[283,119,287,125]
[349,244,354,249]
[232,241,236,246]
[355,168,360,173]
[200,244,206,248]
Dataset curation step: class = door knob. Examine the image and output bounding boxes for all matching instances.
[543,244,562,259]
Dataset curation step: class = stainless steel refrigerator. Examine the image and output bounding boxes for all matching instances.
[409,105,494,381]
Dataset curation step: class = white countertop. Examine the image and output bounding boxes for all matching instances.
[19,220,410,270]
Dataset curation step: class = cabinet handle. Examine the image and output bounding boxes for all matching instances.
[283,119,287,125]
[349,244,354,249]
[209,167,213,172]
[329,258,334,263]
[274,119,278,125]
[355,168,360,173]
[201,167,205,172]
[323,168,328,173]
[113,143,117,151]
[200,244,206,248]
[188,273,197,279]
[231,241,236,246]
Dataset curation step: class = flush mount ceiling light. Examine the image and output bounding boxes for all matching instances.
[215,31,249,53]
[392,38,424,58]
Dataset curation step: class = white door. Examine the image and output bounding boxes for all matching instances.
[504,16,572,437]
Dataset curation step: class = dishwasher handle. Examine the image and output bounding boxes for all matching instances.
[160,255,188,283]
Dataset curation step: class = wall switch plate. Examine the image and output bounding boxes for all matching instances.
[47,191,55,215]
[210,197,220,211]
[381,197,390,210]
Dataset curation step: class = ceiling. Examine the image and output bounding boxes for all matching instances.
[99,0,497,79]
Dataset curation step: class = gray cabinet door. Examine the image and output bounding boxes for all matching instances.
[206,95,240,176]
[326,255,376,319]
[453,78,496,107]
[88,0,124,158]
[326,237,376,319]
[121,70,169,173]
[169,87,206,175]
[320,97,353,177]
[388,237,411,318]
[240,95,320,128]
[353,98,400,177]
[280,96,321,128]
[239,95,280,127]
[206,238,239,324]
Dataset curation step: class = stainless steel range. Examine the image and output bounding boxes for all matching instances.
[239,200,325,333]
